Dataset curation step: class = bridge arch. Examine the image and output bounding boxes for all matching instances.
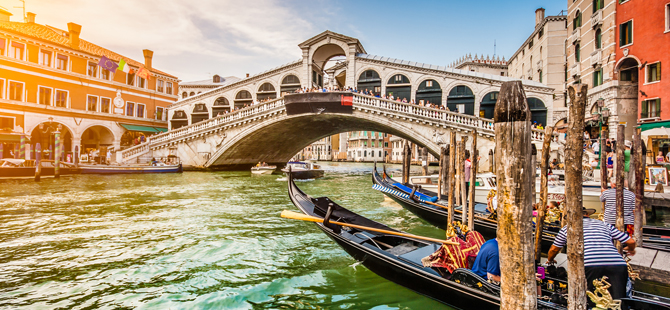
[385,73,412,101]
[527,97,547,126]
[212,97,230,116]
[234,89,253,109]
[257,82,277,101]
[170,110,189,129]
[356,69,382,96]
[191,103,210,124]
[447,85,475,115]
[415,78,442,106]
[280,73,301,94]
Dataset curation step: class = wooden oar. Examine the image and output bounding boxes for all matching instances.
[281,210,458,245]
[414,198,498,224]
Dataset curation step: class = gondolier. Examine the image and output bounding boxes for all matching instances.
[547,207,636,301]
[600,179,636,235]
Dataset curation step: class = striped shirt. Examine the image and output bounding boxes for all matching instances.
[553,218,630,267]
[600,188,635,225]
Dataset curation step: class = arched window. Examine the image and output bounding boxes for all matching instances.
[191,103,209,124]
[257,83,277,101]
[386,74,411,100]
[170,110,188,129]
[573,10,582,30]
[415,79,442,106]
[479,91,499,119]
[595,29,602,49]
[212,97,230,116]
[234,90,253,108]
[280,75,301,94]
[182,92,187,99]
[189,92,195,97]
[527,98,547,126]
[447,85,475,115]
[593,0,604,12]
[357,70,381,96]
[575,44,581,62]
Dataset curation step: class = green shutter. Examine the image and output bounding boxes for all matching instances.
[641,100,648,118]
[656,99,662,117]
[627,21,633,45]
[658,63,661,81]
[619,24,624,46]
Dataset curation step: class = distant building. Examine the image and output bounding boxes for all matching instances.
[0,11,179,160]
[450,54,508,77]
[179,75,241,99]
[508,8,568,127]
[347,131,384,162]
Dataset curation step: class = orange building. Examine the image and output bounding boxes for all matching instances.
[0,11,179,161]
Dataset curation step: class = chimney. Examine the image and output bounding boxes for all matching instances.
[67,22,81,49]
[535,8,545,28]
[0,8,12,22]
[143,49,153,70]
[26,12,35,23]
[246,73,250,78]
[213,75,221,83]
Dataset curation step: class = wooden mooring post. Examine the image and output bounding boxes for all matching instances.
[615,123,626,252]
[534,126,554,262]
[566,84,588,310]
[459,137,468,224]
[421,147,429,176]
[494,81,536,310]
[34,143,41,181]
[633,128,644,246]
[402,140,412,184]
[54,129,61,178]
[447,133,456,224]
[468,129,478,231]
[438,146,449,200]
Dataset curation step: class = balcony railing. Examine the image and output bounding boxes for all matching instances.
[570,28,581,44]
[591,10,603,28]
[536,60,543,71]
[570,63,581,77]
[590,49,602,67]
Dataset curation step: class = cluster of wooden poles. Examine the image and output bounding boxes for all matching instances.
[398,81,646,309]
[3,130,67,181]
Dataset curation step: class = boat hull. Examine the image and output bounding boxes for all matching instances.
[251,167,276,175]
[79,164,182,174]
[281,169,324,179]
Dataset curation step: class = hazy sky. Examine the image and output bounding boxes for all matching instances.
[1,0,567,82]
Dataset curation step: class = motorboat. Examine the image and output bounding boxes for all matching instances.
[281,161,324,179]
[251,165,277,175]
[0,158,80,180]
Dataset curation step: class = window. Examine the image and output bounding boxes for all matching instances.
[573,11,582,30]
[575,44,581,62]
[0,38,5,56]
[595,29,602,49]
[384,142,389,148]
[166,82,173,95]
[137,77,146,88]
[8,81,23,101]
[667,4,670,32]
[593,0,604,12]
[39,50,52,66]
[136,103,145,118]
[647,62,661,83]
[10,42,24,60]
[87,62,97,77]
[539,27,544,38]
[620,20,633,46]
[0,117,14,130]
[641,99,661,118]
[156,107,165,120]
[426,80,433,87]
[157,80,164,92]
[101,97,110,113]
[38,87,52,105]
[55,90,68,108]
[126,71,135,86]
[593,68,603,87]
[539,70,543,83]
[126,102,135,116]
[529,38,534,48]
[56,54,68,70]
[101,69,110,80]
[87,95,98,112]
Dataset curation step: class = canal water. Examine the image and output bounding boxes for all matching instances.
[0,162,451,309]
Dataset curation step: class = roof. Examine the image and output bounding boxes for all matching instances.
[356,53,549,88]
[0,7,12,16]
[180,76,241,86]
[298,30,366,54]
[0,21,178,79]
[508,15,567,63]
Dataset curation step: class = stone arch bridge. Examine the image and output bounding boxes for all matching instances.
[119,92,549,169]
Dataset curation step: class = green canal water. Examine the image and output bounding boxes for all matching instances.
[0,162,452,309]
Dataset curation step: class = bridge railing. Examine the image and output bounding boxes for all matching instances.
[119,139,152,162]
[149,97,286,146]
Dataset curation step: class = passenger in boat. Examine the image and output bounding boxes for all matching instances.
[547,207,635,301]
[471,238,501,283]
[151,157,158,166]
[600,180,635,236]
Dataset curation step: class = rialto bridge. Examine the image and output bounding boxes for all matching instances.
[118,31,554,169]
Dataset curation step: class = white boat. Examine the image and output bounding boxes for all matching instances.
[251,165,276,175]
[281,161,324,179]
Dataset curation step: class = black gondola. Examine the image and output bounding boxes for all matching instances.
[286,172,670,309]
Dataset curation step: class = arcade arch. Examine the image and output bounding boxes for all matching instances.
[234,90,253,108]
[257,83,277,101]
[479,91,499,119]
[527,98,547,125]
[213,97,230,116]
[189,92,195,97]
[357,70,381,96]
[447,85,475,115]
[312,44,347,87]
[191,103,210,124]
[81,125,115,157]
[280,75,301,94]
[29,121,73,160]
[416,79,442,106]
[386,74,411,100]
[171,110,188,129]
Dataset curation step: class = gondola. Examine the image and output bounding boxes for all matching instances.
[0,158,81,180]
[286,172,670,310]
[373,164,670,253]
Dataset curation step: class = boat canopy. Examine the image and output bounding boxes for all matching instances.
[1,158,25,165]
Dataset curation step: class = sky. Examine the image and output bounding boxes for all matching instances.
[0,0,567,82]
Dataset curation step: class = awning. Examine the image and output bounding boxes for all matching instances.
[154,127,167,133]
[120,124,160,133]
[640,120,670,132]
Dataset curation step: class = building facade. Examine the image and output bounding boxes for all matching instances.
[449,54,508,77]
[179,75,241,100]
[0,11,179,160]
[347,131,385,162]
[508,8,568,127]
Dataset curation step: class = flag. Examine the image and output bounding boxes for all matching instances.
[118,59,131,73]
[136,66,152,79]
[98,55,118,72]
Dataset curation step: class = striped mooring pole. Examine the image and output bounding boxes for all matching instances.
[19,135,26,159]
[54,130,61,178]
[14,144,19,159]
[34,143,42,181]
[0,143,3,159]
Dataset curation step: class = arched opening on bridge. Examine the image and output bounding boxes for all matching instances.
[386,74,411,101]
[29,122,73,161]
[82,125,114,162]
[415,79,442,106]
[257,83,277,101]
[357,70,381,96]
[189,92,195,97]
[234,90,253,109]
[182,92,187,99]
[191,103,210,124]
[212,97,230,117]
[527,98,547,126]
[280,75,301,95]
[171,110,188,129]
[479,91,499,119]
[447,85,475,115]
[312,44,346,87]
[554,118,568,133]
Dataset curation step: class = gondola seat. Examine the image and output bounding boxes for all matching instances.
[391,183,438,202]
[451,268,500,295]
[397,244,441,267]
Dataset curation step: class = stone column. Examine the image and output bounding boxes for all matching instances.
[345,44,357,88]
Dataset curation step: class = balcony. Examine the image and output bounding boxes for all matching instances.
[570,28,581,45]
[591,10,603,28]
[570,63,581,78]
[590,49,602,67]
[536,60,543,71]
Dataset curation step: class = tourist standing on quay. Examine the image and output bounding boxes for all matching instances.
[547,207,636,301]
